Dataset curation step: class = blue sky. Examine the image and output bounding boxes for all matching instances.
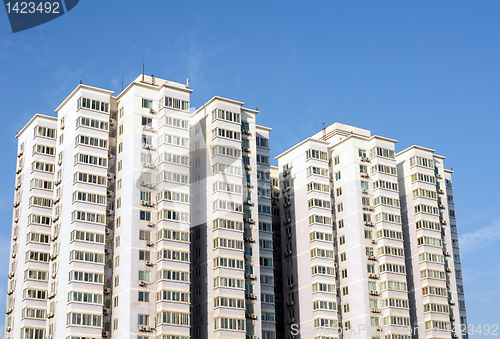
[1,1,499,335]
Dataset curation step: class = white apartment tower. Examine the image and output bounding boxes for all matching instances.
[275,123,467,339]
[397,146,467,339]
[7,114,57,339]
[190,97,276,339]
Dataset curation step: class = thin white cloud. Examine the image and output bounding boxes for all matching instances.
[459,217,500,253]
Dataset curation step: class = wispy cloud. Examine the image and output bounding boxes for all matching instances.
[459,217,500,253]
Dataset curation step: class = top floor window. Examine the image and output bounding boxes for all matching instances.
[34,126,56,139]
[77,97,109,113]
[370,147,395,159]
[256,137,269,148]
[409,156,434,169]
[306,149,328,161]
[212,109,241,124]
[142,99,153,109]
[161,96,189,112]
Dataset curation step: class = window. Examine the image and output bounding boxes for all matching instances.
[138,291,150,302]
[138,314,150,326]
[139,230,151,241]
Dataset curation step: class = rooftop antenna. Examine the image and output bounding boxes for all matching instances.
[186,78,190,88]
[151,74,155,85]
[79,80,82,84]
[322,122,326,137]
[121,76,124,91]
[142,61,145,82]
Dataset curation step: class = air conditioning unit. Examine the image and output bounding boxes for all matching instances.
[288,283,294,289]
[11,253,16,258]
[16,168,22,174]
[147,222,155,227]
[249,274,256,280]
[284,201,291,207]
[57,159,62,165]
[287,233,292,239]
[147,201,154,207]
[14,217,19,223]
[368,274,378,279]
[103,288,110,294]
[48,292,56,299]
[7,289,14,295]
[449,300,455,305]
[244,236,254,242]
[106,209,112,216]
[141,200,148,206]
[12,235,17,241]
[6,308,13,314]
[50,254,57,261]
[285,250,292,257]
[54,197,60,204]
[107,173,114,180]
[139,281,147,287]
[247,182,252,187]
[51,234,58,241]
[242,147,250,152]
[369,290,380,296]
[15,182,21,189]
[145,261,153,266]
[288,318,295,324]
[102,331,109,337]
[8,272,14,279]
[450,316,455,321]
[441,220,447,225]
[105,228,110,235]
[55,179,61,186]
[246,336,257,339]
[52,272,57,278]
[146,241,153,246]
[371,240,377,244]
[13,201,20,208]
[245,164,251,170]
[6,326,11,332]
[248,218,255,224]
[243,129,251,135]
[376,327,383,332]
[370,308,381,313]
[368,255,377,261]
[245,200,253,205]
[47,312,54,318]
[150,109,155,114]
[368,207,374,211]
[439,204,445,209]
[445,267,451,272]
[52,215,59,222]
[17,150,23,157]
[452,334,458,338]
[444,251,450,256]
[103,308,110,315]
[104,249,110,255]
[285,218,291,224]
[287,301,294,307]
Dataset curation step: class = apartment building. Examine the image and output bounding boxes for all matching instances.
[190,97,276,339]
[6,114,57,339]
[397,146,467,339]
[275,123,467,339]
